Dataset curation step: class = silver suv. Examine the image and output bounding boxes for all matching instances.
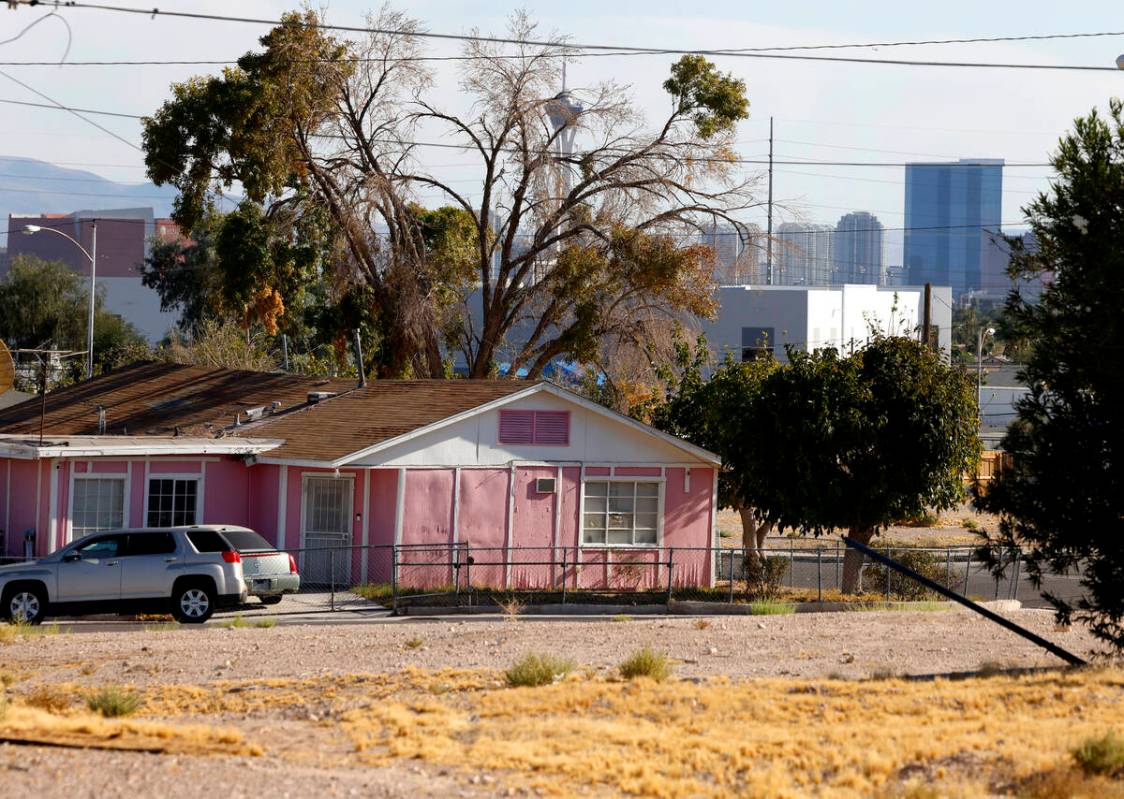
[0,527,251,624]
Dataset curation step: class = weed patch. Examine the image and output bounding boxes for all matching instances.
[505,653,575,688]
[610,614,632,623]
[405,636,424,650]
[1073,732,1124,777]
[86,687,141,718]
[24,685,72,714]
[749,600,796,615]
[619,647,670,682]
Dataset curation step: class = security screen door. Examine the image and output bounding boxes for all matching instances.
[301,476,353,586]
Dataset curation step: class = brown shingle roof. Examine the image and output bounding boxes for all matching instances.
[0,361,356,436]
[242,379,532,463]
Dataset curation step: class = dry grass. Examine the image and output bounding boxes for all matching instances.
[220,615,276,630]
[1072,731,1124,777]
[0,703,260,756]
[405,636,424,650]
[0,622,62,644]
[24,685,73,714]
[497,596,524,621]
[694,619,711,630]
[340,666,1124,798]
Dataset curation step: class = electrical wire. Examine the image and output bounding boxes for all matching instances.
[9,2,1124,72]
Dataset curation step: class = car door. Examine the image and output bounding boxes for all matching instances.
[55,534,125,603]
[120,532,180,599]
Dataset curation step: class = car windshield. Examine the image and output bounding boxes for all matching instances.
[220,529,274,552]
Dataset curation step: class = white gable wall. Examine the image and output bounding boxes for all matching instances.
[350,391,709,467]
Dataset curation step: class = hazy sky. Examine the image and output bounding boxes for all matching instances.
[1,0,1122,266]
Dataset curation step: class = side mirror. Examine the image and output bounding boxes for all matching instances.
[63,551,81,562]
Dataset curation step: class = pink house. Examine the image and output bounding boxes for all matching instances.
[0,363,720,590]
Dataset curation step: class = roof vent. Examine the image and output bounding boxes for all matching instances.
[244,406,268,422]
[96,405,106,435]
[307,391,337,404]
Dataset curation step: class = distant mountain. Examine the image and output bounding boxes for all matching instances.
[0,157,179,227]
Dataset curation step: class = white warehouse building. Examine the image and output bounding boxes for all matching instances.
[700,284,952,363]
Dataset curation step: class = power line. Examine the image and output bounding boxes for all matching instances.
[0,95,1059,169]
[10,2,1124,73]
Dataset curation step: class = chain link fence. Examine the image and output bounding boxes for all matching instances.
[276,542,1086,612]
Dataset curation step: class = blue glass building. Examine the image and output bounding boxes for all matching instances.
[904,159,1004,297]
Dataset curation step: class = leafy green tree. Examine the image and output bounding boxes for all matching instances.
[0,255,148,386]
[740,337,979,593]
[647,340,779,556]
[976,101,1124,648]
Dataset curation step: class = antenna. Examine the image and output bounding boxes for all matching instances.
[0,341,13,396]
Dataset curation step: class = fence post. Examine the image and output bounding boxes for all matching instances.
[465,544,472,606]
[963,548,972,595]
[330,546,337,612]
[816,548,822,603]
[453,546,461,608]
[391,544,399,616]
[788,541,794,588]
[945,548,953,589]
[835,543,840,588]
[994,549,1002,600]
[728,548,736,604]
[561,547,568,605]
[886,547,892,600]
[666,548,675,604]
[1009,550,1021,601]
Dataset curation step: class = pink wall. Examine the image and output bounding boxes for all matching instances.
[510,466,557,588]
[248,464,280,545]
[203,459,248,527]
[365,469,399,583]
[664,467,715,586]
[456,468,508,587]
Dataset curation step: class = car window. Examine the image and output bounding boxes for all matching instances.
[75,535,124,558]
[220,529,273,552]
[186,529,229,553]
[125,533,177,557]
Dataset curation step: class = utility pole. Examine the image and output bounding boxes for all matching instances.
[765,116,774,285]
[85,220,97,380]
[921,282,932,350]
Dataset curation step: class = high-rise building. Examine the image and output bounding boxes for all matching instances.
[904,159,1004,297]
[833,211,884,284]
[701,222,764,284]
[774,222,834,286]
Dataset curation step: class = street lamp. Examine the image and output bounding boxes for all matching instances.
[976,326,995,414]
[23,222,97,380]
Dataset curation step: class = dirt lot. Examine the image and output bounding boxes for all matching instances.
[0,610,1116,798]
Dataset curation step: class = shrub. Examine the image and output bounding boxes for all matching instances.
[505,653,575,687]
[405,636,424,649]
[1072,732,1124,777]
[743,554,788,600]
[611,614,632,623]
[619,647,670,682]
[961,517,981,533]
[86,686,141,717]
[865,550,951,601]
[497,596,524,621]
[694,619,711,630]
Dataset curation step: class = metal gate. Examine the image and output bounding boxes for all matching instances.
[300,475,353,587]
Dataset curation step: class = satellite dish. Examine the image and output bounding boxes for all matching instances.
[0,341,14,395]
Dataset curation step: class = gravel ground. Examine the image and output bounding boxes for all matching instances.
[0,609,1101,799]
[3,608,1097,686]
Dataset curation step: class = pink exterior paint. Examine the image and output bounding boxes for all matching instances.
[365,469,399,584]
[663,467,715,586]
[202,459,248,527]
[398,469,456,587]
[509,466,558,588]
[455,468,509,587]
[0,452,717,589]
[247,464,280,544]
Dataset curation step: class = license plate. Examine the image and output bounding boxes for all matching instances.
[252,579,272,590]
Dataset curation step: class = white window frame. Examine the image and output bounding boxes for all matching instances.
[579,477,664,548]
[68,474,128,541]
[144,473,203,528]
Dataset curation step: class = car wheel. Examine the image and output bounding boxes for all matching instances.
[4,585,47,625]
[171,582,215,624]
[259,595,283,606]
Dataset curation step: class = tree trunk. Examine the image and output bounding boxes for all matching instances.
[841,526,876,595]
[738,507,773,595]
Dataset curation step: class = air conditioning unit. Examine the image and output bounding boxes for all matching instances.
[535,477,557,494]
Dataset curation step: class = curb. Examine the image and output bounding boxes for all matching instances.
[392,599,1022,617]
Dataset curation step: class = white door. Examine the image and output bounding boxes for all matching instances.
[301,476,353,586]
